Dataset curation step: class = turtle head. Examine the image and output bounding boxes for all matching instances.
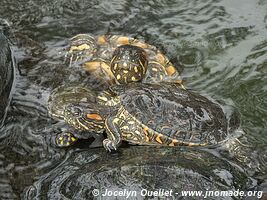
[111,44,148,84]
[63,102,106,133]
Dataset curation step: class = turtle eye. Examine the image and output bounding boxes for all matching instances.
[72,107,81,116]
[66,106,82,117]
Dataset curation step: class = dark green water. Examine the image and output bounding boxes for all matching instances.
[0,0,266,199]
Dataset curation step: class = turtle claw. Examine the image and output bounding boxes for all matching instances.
[103,139,117,152]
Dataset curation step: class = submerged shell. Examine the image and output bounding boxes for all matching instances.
[112,83,234,145]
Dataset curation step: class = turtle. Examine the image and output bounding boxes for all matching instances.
[51,82,240,151]
[64,34,184,86]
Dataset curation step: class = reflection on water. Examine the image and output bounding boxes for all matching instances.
[0,0,266,199]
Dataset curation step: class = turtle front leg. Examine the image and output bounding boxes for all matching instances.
[103,117,122,152]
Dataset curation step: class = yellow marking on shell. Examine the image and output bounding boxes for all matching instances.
[123,62,128,67]
[100,62,114,79]
[169,140,177,146]
[111,55,116,64]
[116,37,130,45]
[123,70,128,74]
[143,127,148,134]
[65,141,70,146]
[121,126,129,130]
[83,61,114,81]
[160,75,163,80]
[152,67,158,72]
[83,61,101,71]
[135,130,141,135]
[188,142,203,147]
[117,74,121,80]
[97,35,107,44]
[156,53,166,64]
[188,143,195,147]
[59,136,63,141]
[132,41,148,49]
[134,66,139,73]
[113,63,118,70]
[60,140,64,146]
[118,109,127,120]
[70,43,90,52]
[71,137,77,142]
[143,127,150,142]
[113,118,120,124]
[165,65,177,75]
[131,76,136,81]
[155,134,163,144]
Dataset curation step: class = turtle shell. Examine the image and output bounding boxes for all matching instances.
[111,83,231,145]
[65,34,182,85]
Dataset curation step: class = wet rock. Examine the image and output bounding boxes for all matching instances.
[0,20,15,127]
[24,147,253,200]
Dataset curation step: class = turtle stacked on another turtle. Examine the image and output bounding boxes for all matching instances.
[64,34,184,86]
[48,34,188,147]
[48,34,240,150]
